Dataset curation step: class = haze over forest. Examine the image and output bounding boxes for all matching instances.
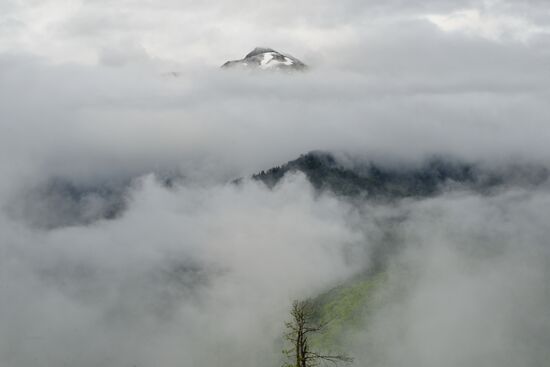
[0,1,550,366]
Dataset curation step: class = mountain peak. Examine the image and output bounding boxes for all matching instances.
[245,47,276,58]
[222,47,307,71]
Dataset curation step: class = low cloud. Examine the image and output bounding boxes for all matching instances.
[0,174,367,367]
[350,187,550,367]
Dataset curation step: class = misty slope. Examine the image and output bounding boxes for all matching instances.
[252,151,549,199]
[19,151,549,230]
[309,271,387,352]
[253,151,550,358]
[9,174,179,229]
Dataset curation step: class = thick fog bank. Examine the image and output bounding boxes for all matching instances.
[1,50,549,367]
[1,173,549,366]
[350,187,550,367]
[1,38,550,192]
[0,174,367,367]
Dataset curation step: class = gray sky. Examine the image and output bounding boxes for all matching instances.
[2,0,550,65]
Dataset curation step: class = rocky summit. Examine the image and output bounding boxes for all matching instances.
[221,47,307,71]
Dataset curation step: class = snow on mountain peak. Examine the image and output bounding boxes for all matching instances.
[222,47,307,71]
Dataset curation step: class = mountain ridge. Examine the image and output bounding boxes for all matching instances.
[252,151,548,199]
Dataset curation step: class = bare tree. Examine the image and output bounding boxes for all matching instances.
[283,300,353,367]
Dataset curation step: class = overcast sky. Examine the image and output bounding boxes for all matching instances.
[2,0,550,66]
[1,0,550,187]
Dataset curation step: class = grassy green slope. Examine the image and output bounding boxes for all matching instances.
[310,271,387,351]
